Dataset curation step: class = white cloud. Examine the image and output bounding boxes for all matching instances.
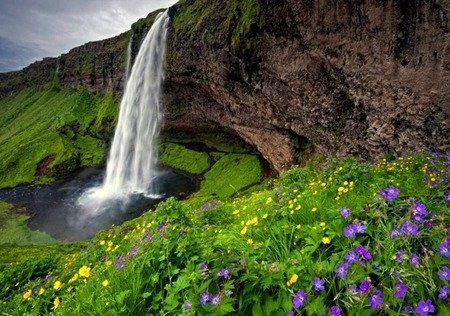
[0,0,178,72]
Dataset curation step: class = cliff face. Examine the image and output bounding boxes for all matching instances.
[1,0,449,173]
[164,0,450,171]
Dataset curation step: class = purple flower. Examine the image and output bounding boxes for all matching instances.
[184,300,191,310]
[369,291,383,309]
[374,240,384,250]
[311,277,325,291]
[116,261,126,271]
[402,221,418,236]
[199,262,207,270]
[344,225,357,238]
[438,266,450,281]
[200,293,210,305]
[439,286,449,299]
[402,306,412,313]
[217,267,230,278]
[129,246,136,259]
[293,290,307,309]
[334,263,348,279]
[378,186,399,201]
[410,253,419,267]
[372,264,379,270]
[349,284,358,294]
[438,242,450,257]
[390,226,404,239]
[210,294,221,306]
[393,280,407,298]
[414,300,434,316]
[340,207,350,219]
[356,245,372,260]
[355,223,367,234]
[286,311,294,316]
[329,306,341,316]
[411,202,427,216]
[396,250,405,262]
[445,192,450,203]
[359,279,370,293]
[344,250,359,264]
[411,213,424,224]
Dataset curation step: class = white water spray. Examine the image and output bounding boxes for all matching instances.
[79,11,170,212]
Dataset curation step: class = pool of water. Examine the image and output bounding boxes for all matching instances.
[0,167,198,242]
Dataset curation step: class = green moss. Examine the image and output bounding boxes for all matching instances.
[0,201,56,246]
[225,0,261,47]
[159,143,210,174]
[196,153,261,198]
[0,86,119,189]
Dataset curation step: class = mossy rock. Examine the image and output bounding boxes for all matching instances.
[159,143,210,174]
[197,153,262,198]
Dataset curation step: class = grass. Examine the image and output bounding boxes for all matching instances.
[0,151,448,315]
[159,143,210,174]
[0,201,56,246]
[197,153,262,198]
[0,85,119,189]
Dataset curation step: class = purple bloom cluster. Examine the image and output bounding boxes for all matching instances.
[393,280,407,298]
[339,207,350,219]
[415,300,434,316]
[293,290,307,309]
[438,240,450,257]
[329,306,341,316]
[438,266,450,281]
[377,186,399,201]
[438,286,449,300]
[334,262,348,279]
[311,277,325,291]
[369,291,383,309]
[217,267,230,278]
[390,221,420,239]
[344,223,366,238]
[359,280,370,294]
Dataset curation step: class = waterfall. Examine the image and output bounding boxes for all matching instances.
[79,10,170,212]
[125,34,133,84]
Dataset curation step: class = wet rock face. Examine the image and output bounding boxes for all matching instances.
[1,1,449,172]
[164,0,450,171]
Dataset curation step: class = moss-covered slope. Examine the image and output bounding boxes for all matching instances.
[0,85,119,189]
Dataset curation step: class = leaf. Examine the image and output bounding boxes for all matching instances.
[142,292,152,299]
[116,290,131,305]
[252,302,263,315]
[172,274,190,292]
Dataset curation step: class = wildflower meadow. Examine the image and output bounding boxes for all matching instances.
[0,151,449,315]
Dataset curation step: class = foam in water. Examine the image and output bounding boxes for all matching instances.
[78,11,170,214]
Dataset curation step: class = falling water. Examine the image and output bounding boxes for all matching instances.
[125,34,133,84]
[79,11,170,212]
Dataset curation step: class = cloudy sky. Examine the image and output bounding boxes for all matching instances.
[0,0,178,73]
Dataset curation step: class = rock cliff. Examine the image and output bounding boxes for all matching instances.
[1,0,449,173]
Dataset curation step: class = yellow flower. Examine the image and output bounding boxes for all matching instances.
[79,265,91,278]
[68,274,78,283]
[296,224,301,229]
[322,237,331,244]
[240,226,248,235]
[266,197,273,204]
[338,187,344,192]
[335,196,340,200]
[247,239,254,245]
[295,205,301,210]
[23,289,32,300]
[262,213,268,219]
[102,280,109,287]
[51,297,60,310]
[38,288,45,295]
[286,273,298,286]
[320,222,326,227]
[312,208,317,212]
[100,240,105,246]
[108,241,113,247]
[53,281,62,290]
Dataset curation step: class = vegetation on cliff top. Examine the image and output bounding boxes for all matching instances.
[1,151,448,315]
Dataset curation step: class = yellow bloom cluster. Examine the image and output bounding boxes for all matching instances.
[286,273,298,286]
[78,265,90,278]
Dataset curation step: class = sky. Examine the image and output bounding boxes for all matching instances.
[0,0,179,73]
